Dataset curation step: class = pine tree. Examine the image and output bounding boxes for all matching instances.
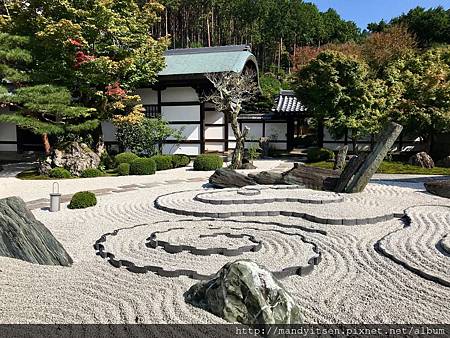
[0,32,95,154]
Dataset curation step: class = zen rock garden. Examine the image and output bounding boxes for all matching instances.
[1,121,449,327]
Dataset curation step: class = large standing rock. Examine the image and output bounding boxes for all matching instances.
[0,197,73,266]
[333,145,348,171]
[346,122,403,193]
[409,152,435,169]
[38,142,101,177]
[424,180,450,199]
[249,171,284,185]
[209,168,256,188]
[185,260,302,325]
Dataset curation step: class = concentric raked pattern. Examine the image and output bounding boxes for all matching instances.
[2,180,450,324]
[94,220,323,280]
[376,205,450,287]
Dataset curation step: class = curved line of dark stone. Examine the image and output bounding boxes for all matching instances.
[155,190,402,226]
[436,236,450,257]
[146,229,263,257]
[374,209,450,288]
[93,219,323,280]
[194,189,344,206]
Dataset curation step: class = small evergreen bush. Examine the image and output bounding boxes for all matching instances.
[171,154,191,168]
[114,152,139,166]
[48,167,71,179]
[81,168,103,178]
[193,154,223,171]
[100,152,115,170]
[68,191,97,209]
[117,163,130,176]
[130,158,156,175]
[307,147,335,163]
[151,155,174,171]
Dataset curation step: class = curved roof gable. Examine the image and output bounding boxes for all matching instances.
[159,45,258,77]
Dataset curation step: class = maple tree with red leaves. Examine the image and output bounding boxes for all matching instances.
[74,51,95,68]
[105,81,127,98]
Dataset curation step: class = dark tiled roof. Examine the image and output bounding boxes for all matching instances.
[273,90,306,115]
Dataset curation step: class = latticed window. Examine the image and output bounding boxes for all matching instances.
[143,105,160,118]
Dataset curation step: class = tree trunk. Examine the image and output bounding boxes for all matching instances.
[229,113,249,170]
[41,133,51,155]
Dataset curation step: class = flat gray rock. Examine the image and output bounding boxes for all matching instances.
[209,168,256,188]
[0,197,73,266]
[424,180,450,199]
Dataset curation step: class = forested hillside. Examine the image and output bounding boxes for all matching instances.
[150,0,361,71]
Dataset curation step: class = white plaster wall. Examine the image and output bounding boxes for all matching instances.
[135,88,158,105]
[205,142,225,152]
[161,87,199,102]
[205,110,224,124]
[162,106,200,122]
[266,123,287,141]
[205,126,224,139]
[0,109,18,152]
[228,124,236,141]
[162,143,200,155]
[242,123,263,140]
[167,124,200,141]
[101,121,117,142]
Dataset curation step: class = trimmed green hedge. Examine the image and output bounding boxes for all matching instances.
[81,168,103,178]
[130,158,156,175]
[151,155,173,171]
[193,154,223,171]
[172,154,191,168]
[117,163,130,176]
[307,147,335,163]
[49,168,71,179]
[68,191,97,209]
[114,152,139,166]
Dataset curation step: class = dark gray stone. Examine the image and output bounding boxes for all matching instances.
[424,180,450,199]
[240,162,257,170]
[333,145,349,171]
[334,154,367,193]
[408,152,435,169]
[249,171,284,185]
[185,260,302,324]
[282,163,340,190]
[346,122,403,193]
[209,168,256,188]
[0,196,73,266]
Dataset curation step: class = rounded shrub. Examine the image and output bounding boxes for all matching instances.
[114,152,139,166]
[151,155,174,171]
[307,147,335,163]
[81,168,103,178]
[117,163,130,176]
[100,152,115,170]
[193,154,224,171]
[171,154,191,168]
[49,167,71,179]
[130,158,156,175]
[68,191,97,209]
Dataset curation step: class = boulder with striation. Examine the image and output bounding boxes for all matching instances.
[409,152,435,169]
[185,260,302,325]
[0,197,73,266]
[424,180,450,199]
[209,168,256,188]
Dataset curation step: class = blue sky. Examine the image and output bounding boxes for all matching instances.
[307,0,450,30]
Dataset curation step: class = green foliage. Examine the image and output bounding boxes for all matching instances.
[193,154,224,171]
[307,148,335,163]
[81,168,103,178]
[48,168,71,179]
[294,51,390,141]
[114,152,139,166]
[68,191,97,209]
[247,145,261,162]
[384,46,450,140]
[115,118,183,156]
[130,158,156,175]
[100,152,115,170]
[171,154,191,168]
[117,163,130,176]
[151,155,173,171]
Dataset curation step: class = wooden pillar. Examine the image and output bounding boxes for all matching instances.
[224,112,229,152]
[200,102,205,154]
[317,119,324,148]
